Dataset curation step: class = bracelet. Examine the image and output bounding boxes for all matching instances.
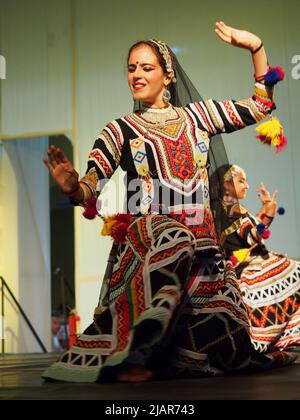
[260,213,274,221]
[252,42,264,55]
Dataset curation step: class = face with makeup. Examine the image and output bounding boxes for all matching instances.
[127,44,172,109]
[224,167,249,200]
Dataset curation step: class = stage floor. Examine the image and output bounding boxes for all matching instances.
[0,353,299,400]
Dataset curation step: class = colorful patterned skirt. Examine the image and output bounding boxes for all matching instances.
[237,253,300,352]
[43,216,296,382]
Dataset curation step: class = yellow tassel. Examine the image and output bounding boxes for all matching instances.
[233,248,251,264]
[101,216,118,237]
[256,117,283,146]
[271,136,282,147]
[256,117,282,138]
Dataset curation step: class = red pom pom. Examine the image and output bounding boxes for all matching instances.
[276,135,288,153]
[272,66,285,81]
[261,229,272,240]
[101,213,134,244]
[111,224,129,245]
[82,197,98,220]
[114,213,133,224]
[106,213,133,244]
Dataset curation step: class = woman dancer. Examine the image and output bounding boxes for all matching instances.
[220,164,300,352]
[43,22,295,382]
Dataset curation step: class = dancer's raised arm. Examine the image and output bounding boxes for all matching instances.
[188,22,275,137]
[215,21,268,78]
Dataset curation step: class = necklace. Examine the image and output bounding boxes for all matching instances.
[139,103,178,128]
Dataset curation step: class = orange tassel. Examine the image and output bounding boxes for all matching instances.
[101,213,133,244]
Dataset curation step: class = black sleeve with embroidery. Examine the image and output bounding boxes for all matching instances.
[79,120,124,199]
[187,81,274,135]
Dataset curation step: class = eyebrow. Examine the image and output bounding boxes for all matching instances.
[128,62,156,67]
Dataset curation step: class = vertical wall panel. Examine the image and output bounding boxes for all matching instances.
[0,0,72,135]
[0,138,51,352]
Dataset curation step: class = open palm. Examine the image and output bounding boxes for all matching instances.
[264,191,279,215]
[256,182,271,204]
[215,21,261,52]
[43,146,79,193]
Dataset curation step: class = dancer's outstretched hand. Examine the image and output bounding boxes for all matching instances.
[215,21,262,53]
[43,146,79,194]
[256,182,278,215]
[256,182,272,205]
[264,190,279,216]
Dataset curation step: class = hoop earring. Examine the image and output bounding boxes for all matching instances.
[163,87,171,103]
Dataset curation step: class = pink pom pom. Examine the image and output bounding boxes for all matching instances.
[261,229,272,240]
[272,66,285,81]
[230,256,239,266]
[276,135,288,153]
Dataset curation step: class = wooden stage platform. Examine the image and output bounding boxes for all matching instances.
[0,353,299,400]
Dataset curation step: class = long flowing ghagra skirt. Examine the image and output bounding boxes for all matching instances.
[43,215,296,383]
[237,253,300,352]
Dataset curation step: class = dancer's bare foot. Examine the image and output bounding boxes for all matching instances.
[117,365,155,382]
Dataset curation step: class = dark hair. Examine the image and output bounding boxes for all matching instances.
[127,40,173,77]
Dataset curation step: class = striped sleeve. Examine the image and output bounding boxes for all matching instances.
[188,82,274,136]
[80,120,124,197]
[237,216,257,247]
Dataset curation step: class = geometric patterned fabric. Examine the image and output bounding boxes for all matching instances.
[43,81,297,382]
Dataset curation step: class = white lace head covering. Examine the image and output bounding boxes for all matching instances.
[149,39,177,83]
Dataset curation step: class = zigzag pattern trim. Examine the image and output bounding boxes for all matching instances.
[241,271,300,307]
